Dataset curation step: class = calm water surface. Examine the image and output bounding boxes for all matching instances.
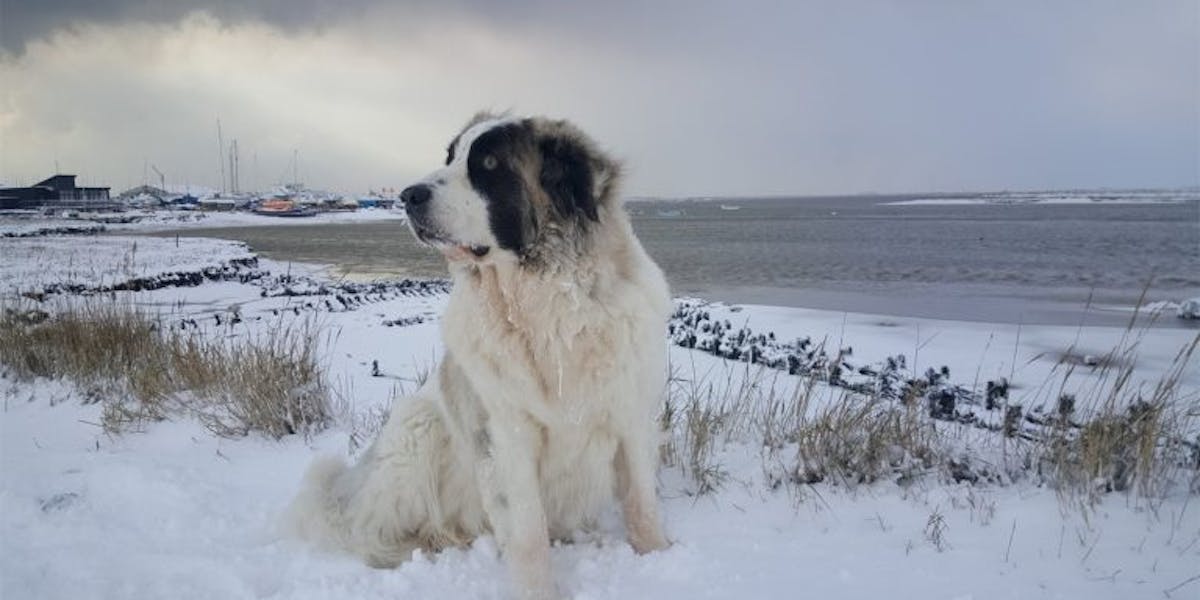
[146,196,1200,326]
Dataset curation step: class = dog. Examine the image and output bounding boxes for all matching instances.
[287,113,672,599]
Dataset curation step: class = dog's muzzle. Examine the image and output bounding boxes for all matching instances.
[400,183,490,258]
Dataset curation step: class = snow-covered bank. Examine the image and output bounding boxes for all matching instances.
[0,217,106,238]
[881,189,1199,206]
[667,298,1199,466]
[1,208,404,237]
[2,235,1198,599]
[0,236,259,297]
[108,208,406,233]
[884,197,1193,206]
[1179,298,1200,320]
[671,299,1200,394]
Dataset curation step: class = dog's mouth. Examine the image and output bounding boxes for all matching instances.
[412,225,491,259]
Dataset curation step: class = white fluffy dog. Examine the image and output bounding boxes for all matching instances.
[287,113,672,599]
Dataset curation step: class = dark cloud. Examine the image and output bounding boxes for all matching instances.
[0,1,1195,194]
[1,0,375,53]
[5,0,730,55]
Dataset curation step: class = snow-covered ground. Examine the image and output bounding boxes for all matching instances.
[2,234,1198,599]
[681,300,1200,394]
[0,217,106,238]
[1,208,405,238]
[6,384,1197,600]
[106,208,405,233]
[881,189,1199,206]
[0,235,258,296]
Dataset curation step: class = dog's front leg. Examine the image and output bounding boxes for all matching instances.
[615,428,670,554]
[475,412,556,600]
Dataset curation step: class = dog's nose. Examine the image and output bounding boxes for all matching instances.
[401,184,431,208]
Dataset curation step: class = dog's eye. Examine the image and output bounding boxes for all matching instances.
[482,155,498,170]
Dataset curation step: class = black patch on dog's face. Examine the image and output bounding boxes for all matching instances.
[461,118,604,259]
[467,122,536,254]
[538,135,599,224]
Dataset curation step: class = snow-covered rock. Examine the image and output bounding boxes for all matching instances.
[1178,297,1200,320]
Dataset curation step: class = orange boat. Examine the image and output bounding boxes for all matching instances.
[254,197,316,217]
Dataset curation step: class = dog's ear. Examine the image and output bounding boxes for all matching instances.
[537,129,603,225]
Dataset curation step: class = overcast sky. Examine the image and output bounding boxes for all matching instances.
[1,1,1196,196]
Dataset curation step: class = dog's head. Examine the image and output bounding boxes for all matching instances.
[400,113,619,266]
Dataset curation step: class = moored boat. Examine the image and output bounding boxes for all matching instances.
[253,197,317,217]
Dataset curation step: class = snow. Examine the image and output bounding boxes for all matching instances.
[106,207,406,233]
[884,198,991,206]
[2,208,404,238]
[4,377,1197,599]
[881,190,1198,206]
[0,235,257,296]
[1179,298,1200,320]
[884,197,1190,206]
[2,235,1198,599]
[0,217,106,238]
[676,300,1200,394]
[161,183,220,197]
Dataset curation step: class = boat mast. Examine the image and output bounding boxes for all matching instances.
[229,139,239,194]
[216,118,227,194]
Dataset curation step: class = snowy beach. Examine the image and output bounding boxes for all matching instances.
[2,225,1198,600]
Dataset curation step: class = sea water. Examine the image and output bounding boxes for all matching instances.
[148,194,1200,326]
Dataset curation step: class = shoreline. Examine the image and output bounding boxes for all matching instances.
[689,283,1199,329]
[136,224,1200,331]
[123,208,1198,330]
[3,231,1194,395]
[6,211,1195,329]
[146,227,1200,330]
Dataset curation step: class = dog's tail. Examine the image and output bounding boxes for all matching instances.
[284,454,354,552]
[286,443,434,567]
[283,392,475,567]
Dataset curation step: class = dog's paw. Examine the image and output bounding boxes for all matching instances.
[629,530,670,555]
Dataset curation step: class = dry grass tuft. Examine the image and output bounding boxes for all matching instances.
[661,362,732,495]
[0,300,331,439]
[791,397,939,487]
[1036,333,1200,508]
[663,358,945,496]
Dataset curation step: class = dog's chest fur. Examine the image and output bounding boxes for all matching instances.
[438,260,658,536]
[444,263,632,420]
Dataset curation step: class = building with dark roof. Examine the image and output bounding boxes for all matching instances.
[0,175,113,210]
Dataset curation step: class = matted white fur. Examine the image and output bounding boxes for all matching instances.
[286,115,672,600]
